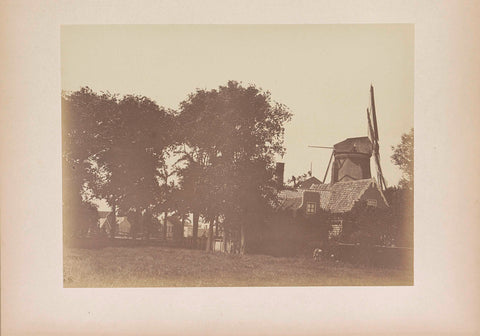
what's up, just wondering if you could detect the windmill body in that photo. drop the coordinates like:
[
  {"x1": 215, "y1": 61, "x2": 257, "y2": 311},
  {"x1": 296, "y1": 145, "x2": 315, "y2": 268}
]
[{"x1": 331, "y1": 136, "x2": 373, "y2": 183}]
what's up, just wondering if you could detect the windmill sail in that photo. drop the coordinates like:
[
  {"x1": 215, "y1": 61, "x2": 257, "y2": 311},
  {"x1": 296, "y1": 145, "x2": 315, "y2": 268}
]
[
  {"x1": 368, "y1": 85, "x2": 387, "y2": 190},
  {"x1": 367, "y1": 108, "x2": 375, "y2": 144}
]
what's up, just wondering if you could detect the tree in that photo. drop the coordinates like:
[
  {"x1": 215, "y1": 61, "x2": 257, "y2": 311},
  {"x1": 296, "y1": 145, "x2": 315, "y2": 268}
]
[
  {"x1": 342, "y1": 201, "x2": 392, "y2": 246},
  {"x1": 157, "y1": 165, "x2": 176, "y2": 241},
  {"x1": 90, "y1": 94, "x2": 174, "y2": 239},
  {"x1": 383, "y1": 186, "x2": 414, "y2": 247},
  {"x1": 62, "y1": 88, "x2": 115, "y2": 239},
  {"x1": 63, "y1": 88, "x2": 174, "y2": 240},
  {"x1": 391, "y1": 128, "x2": 414, "y2": 190},
  {"x1": 177, "y1": 81, "x2": 292, "y2": 253}
]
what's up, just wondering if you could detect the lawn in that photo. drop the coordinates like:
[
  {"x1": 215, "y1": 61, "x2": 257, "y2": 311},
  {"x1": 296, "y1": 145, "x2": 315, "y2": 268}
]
[{"x1": 63, "y1": 246, "x2": 413, "y2": 287}]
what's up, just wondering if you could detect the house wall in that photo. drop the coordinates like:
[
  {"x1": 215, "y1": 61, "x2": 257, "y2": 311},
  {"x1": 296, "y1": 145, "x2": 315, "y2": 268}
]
[
  {"x1": 301, "y1": 191, "x2": 320, "y2": 214},
  {"x1": 118, "y1": 219, "x2": 131, "y2": 235}
]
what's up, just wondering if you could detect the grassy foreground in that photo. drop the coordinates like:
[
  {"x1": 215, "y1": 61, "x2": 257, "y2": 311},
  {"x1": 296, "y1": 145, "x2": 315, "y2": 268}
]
[{"x1": 63, "y1": 246, "x2": 413, "y2": 287}]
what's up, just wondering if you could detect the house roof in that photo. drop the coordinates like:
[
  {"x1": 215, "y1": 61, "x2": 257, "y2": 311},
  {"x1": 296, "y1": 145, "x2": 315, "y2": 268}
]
[
  {"x1": 277, "y1": 190, "x2": 303, "y2": 211},
  {"x1": 310, "y1": 179, "x2": 377, "y2": 213},
  {"x1": 98, "y1": 217, "x2": 109, "y2": 228},
  {"x1": 297, "y1": 176, "x2": 322, "y2": 190},
  {"x1": 98, "y1": 211, "x2": 112, "y2": 218},
  {"x1": 278, "y1": 178, "x2": 384, "y2": 214},
  {"x1": 334, "y1": 136, "x2": 372, "y2": 155}
]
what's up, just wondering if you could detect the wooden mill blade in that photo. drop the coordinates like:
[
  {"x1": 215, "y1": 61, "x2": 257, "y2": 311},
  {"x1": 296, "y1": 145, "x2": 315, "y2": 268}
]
[{"x1": 322, "y1": 150, "x2": 334, "y2": 184}]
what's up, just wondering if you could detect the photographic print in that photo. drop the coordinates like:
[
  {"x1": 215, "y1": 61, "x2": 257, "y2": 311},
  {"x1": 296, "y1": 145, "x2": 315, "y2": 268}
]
[{"x1": 62, "y1": 24, "x2": 414, "y2": 287}]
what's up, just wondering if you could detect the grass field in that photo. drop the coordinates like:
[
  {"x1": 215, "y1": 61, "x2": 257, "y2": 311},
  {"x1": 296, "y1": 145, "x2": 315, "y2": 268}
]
[{"x1": 63, "y1": 246, "x2": 413, "y2": 287}]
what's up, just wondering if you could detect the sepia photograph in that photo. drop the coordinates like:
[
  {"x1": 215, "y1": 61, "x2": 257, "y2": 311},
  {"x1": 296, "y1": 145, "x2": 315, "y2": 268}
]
[
  {"x1": 2, "y1": 1, "x2": 480, "y2": 335},
  {"x1": 62, "y1": 25, "x2": 414, "y2": 287}
]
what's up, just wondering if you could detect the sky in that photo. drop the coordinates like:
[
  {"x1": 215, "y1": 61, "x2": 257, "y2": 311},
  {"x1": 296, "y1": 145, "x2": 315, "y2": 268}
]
[{"x1": 62, "y1": 24, "x2": 414, "y2": 203}]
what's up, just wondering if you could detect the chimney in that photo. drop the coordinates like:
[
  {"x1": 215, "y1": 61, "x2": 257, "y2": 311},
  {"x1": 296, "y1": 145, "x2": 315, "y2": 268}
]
[{"x1": 275, "y1": 162, "x2": 285, "y2": 189}]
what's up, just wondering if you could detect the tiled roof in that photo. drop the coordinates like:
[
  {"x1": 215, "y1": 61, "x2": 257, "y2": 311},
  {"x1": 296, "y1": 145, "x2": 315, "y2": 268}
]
[
  {"x1": 277, "y1": 190, "x2": 303, "y2": 211},
  {"x1": 313, "y1": 179, "x2": 375, "y2": 213},
  {"x1": 278, "y1": 178, "x2": 380, "y2": 214}
]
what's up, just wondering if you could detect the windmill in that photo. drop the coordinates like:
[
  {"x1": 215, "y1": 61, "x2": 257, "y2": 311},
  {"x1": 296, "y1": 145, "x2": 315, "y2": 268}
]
[
  {"x1": 308, "y1": 85, "x2": 387, "y2": 190},
  {"x1": 367, "y1": 85, "x2": 387, "y2": 190}
]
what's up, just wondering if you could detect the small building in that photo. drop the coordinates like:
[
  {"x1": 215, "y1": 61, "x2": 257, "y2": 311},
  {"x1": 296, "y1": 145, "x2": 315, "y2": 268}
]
[
  {"x1": 116, "y1": 217, "x2": 131, "y2": 236},
  {"x1": 98, "y1": 211, "x2": 115, "y2": 235},
  {"x1": 277, "y1": 178, "x2": 388, "y2": 238},
  {"x1": 297, "y1": 176, "x2": 322, "y2": 190},
  {"x1": 182, "y1": 219, "x2": 208, "y2": 238},
  {"x1": 98, "y1": 211, "x2": 132, "y2": 237}
]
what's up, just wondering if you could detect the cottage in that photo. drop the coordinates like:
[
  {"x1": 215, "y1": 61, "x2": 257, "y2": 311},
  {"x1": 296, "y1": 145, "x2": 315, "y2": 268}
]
[
  {"x1": 277, "y1": 178, "x2": 388, "y2": 238},
  {"x1": 275, "y1": 134, "x2": 389, "y2": 242},
  {"x1": 98, "y1": 211, "x2": 132, "y2": 237},
  {"x1": 98, "y1": 211, "x2": 115, "y2": 235},
  {"x1": 116, "y1": 217, "x2": 131, "y2": 236}
]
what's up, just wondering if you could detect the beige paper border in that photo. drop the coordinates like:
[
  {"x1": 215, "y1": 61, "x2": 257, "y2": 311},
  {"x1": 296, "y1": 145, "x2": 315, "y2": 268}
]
[{"x1": 1, "y1": 1, "x2": 480, "y2": 335}]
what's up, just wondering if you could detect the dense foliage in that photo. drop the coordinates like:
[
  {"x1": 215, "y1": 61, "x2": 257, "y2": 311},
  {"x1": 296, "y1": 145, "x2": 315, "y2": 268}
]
[
  {"x1": 62, "y1": 82, "x2": 292, "y2": 253},
  {"x1": 391, "y1": 128, "x2": 414, "y2": 190},
  {"x1": 176, "y1": 81, "x2": 292, "y2": 252},
  {"x1": 62, "y1": 88, "x2": 174, "y2": 239}
]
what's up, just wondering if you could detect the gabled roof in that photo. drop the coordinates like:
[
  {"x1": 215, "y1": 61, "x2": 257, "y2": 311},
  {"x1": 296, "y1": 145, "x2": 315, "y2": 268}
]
[
  {"x1": 334, "y1": 136, "x2": 372, "y2": 155},
  {"x1": 278, "y1": 178, "x2": 386, "y2": 214},
  {"x1": 98, "y1": 211, "x2": 112, "y2": 218},
  {"x1": 276, "y1": 190, "x2": 303, "y2": 211},
  {"x1": 98, "y1": 217, "x2": 109, "y2": 228},
  {"x1": 310, "y1": 179, "x2": 377, "y2": 213},
  {"x1": 297, "y1": 176, "x2": 322, "y2": 190}
]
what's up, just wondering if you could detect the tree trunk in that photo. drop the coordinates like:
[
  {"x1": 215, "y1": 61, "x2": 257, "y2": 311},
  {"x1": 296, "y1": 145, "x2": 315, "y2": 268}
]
[
  {"x1": 240, "y1": 224, "x2": 246, "y2": 255},
  {"x1": 223, "y1": 228, "x2": 228, "y2": 253},
  {"x1": 110, "y1": 202, "x2": 117, "y2": 240},
  {"x1": 144, "y1": 210, "x2": 151, "y2": 241},
  {"x1": 180, "y1": 216, "x2": 185, "y2": 243},
  {"x1": 192, "y1": 212, "x2": 199, "y2": 248},
  {"x1": 206, "y1": 219, "x2": 215, "y2": 252},
  {"x1": 163, "y1": 211, "x2": 168, "y2": 241}
]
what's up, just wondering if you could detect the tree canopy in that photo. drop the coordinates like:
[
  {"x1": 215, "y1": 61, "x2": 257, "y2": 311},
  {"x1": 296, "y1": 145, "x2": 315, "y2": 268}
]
[
  {"x1": 391, "y1": 128, "x2": 414, "y2": 190},
  {"x1": 176, "y1": 81, "x2": 292, "y2": 252},
  {"x1": 62, "y1": 88, "x2": 174, "y2": 239},
  {"x1": 62, "y1": 82, "x2": 292, "y2": 252}
]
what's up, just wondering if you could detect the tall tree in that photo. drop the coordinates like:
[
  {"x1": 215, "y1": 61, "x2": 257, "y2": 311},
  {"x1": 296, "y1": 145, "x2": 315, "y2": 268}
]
[
  {"x1": 391, "y1": 128, "x2": 414, "y2": 190},
  {"x1": 174, "y1": 154, "x2": 207, "y2": 247},
  {"x1": 63, "y1": 88, "x2": 174, "y2": 240},
  {"x1": 62, "y1": 88, "x2": 116, "y2": 238},
  {"x1": 177, "y1": 81, "x2": 292, "y2": 253},
  {"x1": 93, "y1": 94, "x2": 174, "y2": 238}
]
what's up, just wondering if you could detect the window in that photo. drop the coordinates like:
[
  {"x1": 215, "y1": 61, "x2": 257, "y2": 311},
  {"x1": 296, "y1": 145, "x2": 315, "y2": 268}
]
[
  {"x1": 367, "y1": 199, "x2": 377, "y2": 207},
  {"x1": 306, "y1": 202, "x2": 316, "y2": 214}
]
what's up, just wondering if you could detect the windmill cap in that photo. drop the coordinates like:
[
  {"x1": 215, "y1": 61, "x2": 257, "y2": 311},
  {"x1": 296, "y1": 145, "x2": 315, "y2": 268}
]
[{"x1": 333, "y1": 136, "x2": 372, "y2": 155}]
